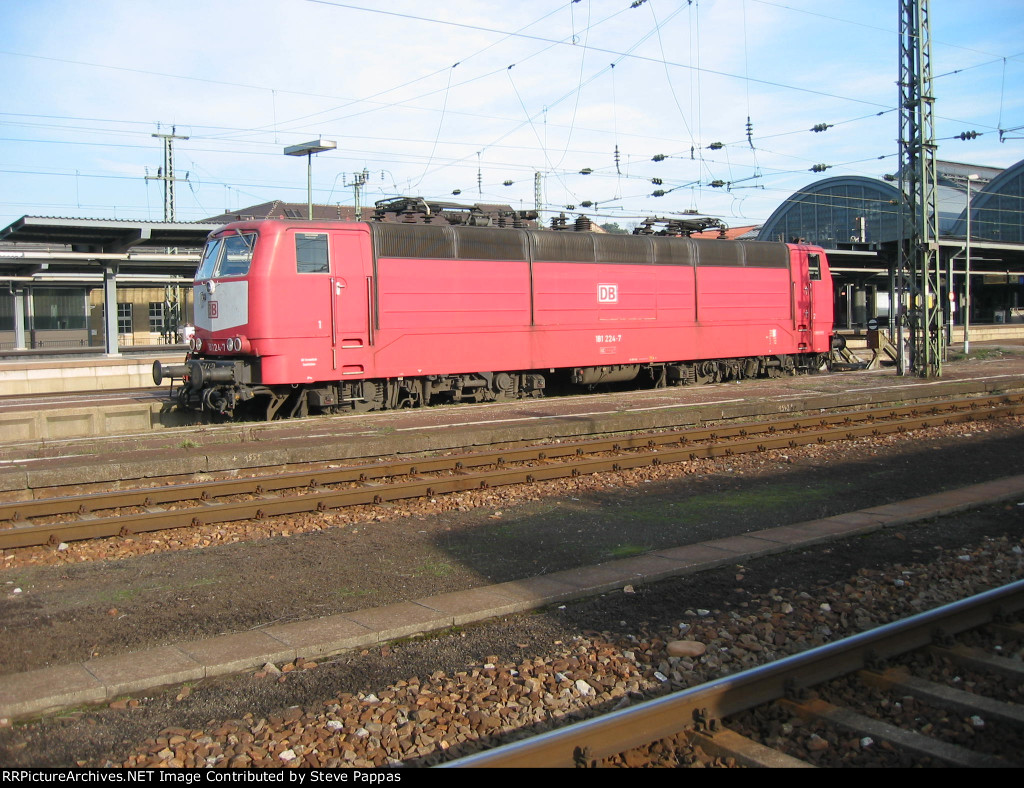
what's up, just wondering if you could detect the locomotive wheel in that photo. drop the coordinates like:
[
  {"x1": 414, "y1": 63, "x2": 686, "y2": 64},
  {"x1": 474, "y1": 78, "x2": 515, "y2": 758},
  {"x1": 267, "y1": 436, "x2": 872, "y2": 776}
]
[
  {"x1": 492, "y1": 372, "x2": 516, "y2": 400},
  {"x1": 694, "y1": 360, "x2": 718, "y2": 385},
  {"x1": 350, "y1": 380, "x2": 385, "y2": 413}
]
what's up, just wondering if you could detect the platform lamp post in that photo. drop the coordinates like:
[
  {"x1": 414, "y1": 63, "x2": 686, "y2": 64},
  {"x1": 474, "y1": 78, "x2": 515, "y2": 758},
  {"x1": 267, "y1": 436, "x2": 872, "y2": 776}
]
[
  {"x1": 284, "y1": 139, "x2": 337, "y2": 219},
  {"x1": 964, "y1": 173, "x2": 980, "y2": 355}
]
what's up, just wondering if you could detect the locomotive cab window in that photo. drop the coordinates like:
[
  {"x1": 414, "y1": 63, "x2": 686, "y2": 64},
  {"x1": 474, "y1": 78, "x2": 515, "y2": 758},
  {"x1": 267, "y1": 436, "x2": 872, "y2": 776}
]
[
  {"x1": 196, "y1": 232, "x2": 256, "y2": 279},
  {"x1": 296, "y1": 233, "x2": 329, "y2": 273},
  {"x1": 218, "y1": 233, "x2": 256, "y2": 277},
  {"x1": 808, "y1": 253, "x2": 822, "y2": 281},
  {"x1": 196, "y1": 238, "x2": 222, "y2": 280}
]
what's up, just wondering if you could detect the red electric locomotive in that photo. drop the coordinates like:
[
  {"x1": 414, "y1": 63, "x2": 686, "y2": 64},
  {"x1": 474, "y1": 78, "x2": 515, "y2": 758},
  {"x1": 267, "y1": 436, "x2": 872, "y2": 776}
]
[{"x1": 154, "y1": 219, "x2": 834, "y2": 419}]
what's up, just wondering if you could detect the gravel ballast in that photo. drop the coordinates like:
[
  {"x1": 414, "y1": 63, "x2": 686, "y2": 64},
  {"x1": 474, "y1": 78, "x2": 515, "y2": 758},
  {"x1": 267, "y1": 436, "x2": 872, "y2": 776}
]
[
  {"x1": 0, "y1": 413, "x2": 1022, "y2": 766},
  {"x1": 1, "y1": 505, "x2": 1021, "y2": 767}
]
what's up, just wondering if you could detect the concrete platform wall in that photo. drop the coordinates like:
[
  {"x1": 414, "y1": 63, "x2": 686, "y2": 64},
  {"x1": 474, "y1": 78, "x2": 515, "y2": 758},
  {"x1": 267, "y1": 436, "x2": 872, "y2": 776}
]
[
  {"x1": 0, "y1": 356, "x2": 176, "y2": 397},
  {"x1": 0, "y1": 403, "x2": 176, "y2": 443}
]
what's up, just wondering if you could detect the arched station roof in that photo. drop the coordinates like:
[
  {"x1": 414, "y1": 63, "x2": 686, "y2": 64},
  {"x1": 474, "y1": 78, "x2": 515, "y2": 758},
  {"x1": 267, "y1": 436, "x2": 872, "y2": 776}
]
[
  {"x1": 759, "y1": 160, "x2": 1024, "y2": 249},
  {"x1": 948, "y1": 158, "x2": 1024, "y2": 242},
  {"x1": 757, "y1": 176, "x2": 902, "y2": 247}
]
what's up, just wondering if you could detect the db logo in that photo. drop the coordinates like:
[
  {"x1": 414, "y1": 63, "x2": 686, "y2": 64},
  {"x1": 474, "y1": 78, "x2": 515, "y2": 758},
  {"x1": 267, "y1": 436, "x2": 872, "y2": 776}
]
[
  {"x1": 208, "y1": 301, "x2": 219, "y2": 319},
  {"x1": 597, "y1": 283, "x2": 618, "y2": 303}
]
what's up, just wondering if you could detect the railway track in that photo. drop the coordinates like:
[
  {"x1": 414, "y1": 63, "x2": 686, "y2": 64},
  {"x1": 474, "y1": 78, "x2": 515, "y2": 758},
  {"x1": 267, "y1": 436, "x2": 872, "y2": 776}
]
[
  {"x1": 2, "y1": 392, "x2": 1022, "y2": 551},
  {"x1": 443, "y1": 580, "x2": 1024, "y2": 768}
]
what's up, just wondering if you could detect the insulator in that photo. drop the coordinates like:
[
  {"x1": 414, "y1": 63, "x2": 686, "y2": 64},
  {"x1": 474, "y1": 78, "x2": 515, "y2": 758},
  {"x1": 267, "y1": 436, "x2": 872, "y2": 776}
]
[
  {"x1": 614, "y1": 144, "x2": 621, "y2": 175},
  {"x1": 958, "y1": 130, "x2": 978, "y2": 140},
  {"x1": 810, "y1": 163, "x2": 830, "y2": 173},
  {"x1": 651, "y1": 177, "x2": 663, "y2": 185},
  {"x1": 709, "y1": 180, "x2": 726, "y2": 188},
  {"x1": 652, "y1": 189, "x2": 666, "y2": 197},
  {"x1": 579, "y1": 168, "x2": 593, "y2": 175},
  {"x1": 580, "y1": 200, "x2": 593, "y2": 207},
  {"x1": 811, "y1": 123, "x2": 833, "y2": 133},
  {"x1": 652, "y1": 154, "x2": 666, "y2": 162},
  {"x1": 708, "y1": 142, "x2": 724, "y2": 150},
  {"x1": 452, "y1": 189, "x2": 461, "y2": 195},
  {"x1": 503, "y1": 180, "x2": 513, "y2": 186}
]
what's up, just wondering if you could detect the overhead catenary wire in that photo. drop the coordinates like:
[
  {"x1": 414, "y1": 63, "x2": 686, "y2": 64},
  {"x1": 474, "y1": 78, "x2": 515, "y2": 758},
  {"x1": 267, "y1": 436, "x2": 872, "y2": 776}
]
[
  {"x1": 2, "y1": 3, "x2": 1021, "y2": 225},
  {"x1": 410, "y1": 63, "x2": 458, "y2": 191}
]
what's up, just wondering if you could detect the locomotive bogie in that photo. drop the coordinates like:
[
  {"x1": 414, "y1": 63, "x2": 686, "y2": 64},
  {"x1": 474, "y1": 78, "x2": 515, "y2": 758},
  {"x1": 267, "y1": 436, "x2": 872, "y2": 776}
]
[{"x1": 182, "y1": 369, "x2": 550, "y2": 420}]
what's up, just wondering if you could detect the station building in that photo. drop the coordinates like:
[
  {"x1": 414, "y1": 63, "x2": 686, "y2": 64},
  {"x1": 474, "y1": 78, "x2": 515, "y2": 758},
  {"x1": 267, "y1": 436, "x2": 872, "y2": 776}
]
[
  {"x1": 0, "y1": 218, "x2": 216, "y2": 353},
  {"x1": 757, "y1": 160, "x2": 1024, "y2": 332},
  {"x1": 2, "y1": 163, "x2": 1024, "y2": 354}
]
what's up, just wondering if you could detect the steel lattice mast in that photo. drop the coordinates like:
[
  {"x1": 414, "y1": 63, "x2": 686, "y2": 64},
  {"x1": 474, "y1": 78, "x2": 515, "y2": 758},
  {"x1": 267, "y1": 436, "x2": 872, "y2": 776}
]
[
  {"x1": 146, "y1": 127, "x2": 190, "y2": 223},
  {"x1": 896, "y1": 0, "x2": 943, "y2": 376}
]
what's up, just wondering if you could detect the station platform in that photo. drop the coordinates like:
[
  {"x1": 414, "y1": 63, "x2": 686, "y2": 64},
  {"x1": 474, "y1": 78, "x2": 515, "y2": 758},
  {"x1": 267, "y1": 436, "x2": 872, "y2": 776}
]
[
  {"x1": 0, "y1": 352, "x2": 180, "y2": 397},
  {"x1": 838, "y1": 323, "x2": 1024, "y2": 348},
  {"x1": 1, "y1": 326, "x2": 1023, "y2": 444},
  {"x1": 2, "y1": 326, "x2": 1023, "y2": 401}
]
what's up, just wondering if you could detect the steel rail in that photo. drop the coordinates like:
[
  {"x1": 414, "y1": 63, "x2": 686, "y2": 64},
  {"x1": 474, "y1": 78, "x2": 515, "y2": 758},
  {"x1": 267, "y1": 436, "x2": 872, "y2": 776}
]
[
  {"x1": 1, "y1": 395, "x2": 1021, "y2": 550},
  {"x1": 4, "y1": 392, "x2": 1019, "y2": 520},
  {"x1": 440, "y1": 580, "x2": 1024, "y2": 768}
]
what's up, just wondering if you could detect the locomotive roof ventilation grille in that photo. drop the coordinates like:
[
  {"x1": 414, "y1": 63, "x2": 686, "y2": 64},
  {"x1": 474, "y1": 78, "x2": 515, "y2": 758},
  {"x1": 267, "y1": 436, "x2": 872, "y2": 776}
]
[
  {"x1": 372, "y1": 223, "x2": 455, "y2": 259},
  {"x1": 740, "y1": 241, "x2": 791, "y2": 269},
  {"x1": 371, "y1": 223, "x2": 528, "y2": 261},
  {"x1": 595, "y1": 233, "x2": 654, "y2": 265},
  {"x1": 692, "y1": 239, "x2": 789, "y2": 268},
  {"x1": 693, "y1": 239, "x2": 744, "y2": 268},
  {"x1": 453, "y1": 225, "x2": 528, "y2": 261},
  {"x1": 649, "y1": 236, "x2": 695, "y2": 266},
  {"x1": 530, "y1": 230, "x2": 596, "y2": 263},
  {"x1": 369, "y1": 222, "x2": 789, "y2": 268}
]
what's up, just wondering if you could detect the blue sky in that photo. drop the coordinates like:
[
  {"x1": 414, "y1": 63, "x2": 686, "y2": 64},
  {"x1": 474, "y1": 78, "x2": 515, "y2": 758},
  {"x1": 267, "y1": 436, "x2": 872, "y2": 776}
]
[{"x1": 2, "y1": 0, "x2": 1023, "y2": 231}]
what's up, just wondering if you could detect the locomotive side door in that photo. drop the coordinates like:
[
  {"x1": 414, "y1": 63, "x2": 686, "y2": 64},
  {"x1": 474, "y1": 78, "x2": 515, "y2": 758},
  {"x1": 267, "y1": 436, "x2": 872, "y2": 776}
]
[
  {"x1": 807, "y1": 250, "x2": 833, "y2": 351},
  {"x1": 793, "y1": 248, "x2": 815, "y2": 352},
  {"x1": 330, "y1": 228, "x2": 372, "y2": 374}
]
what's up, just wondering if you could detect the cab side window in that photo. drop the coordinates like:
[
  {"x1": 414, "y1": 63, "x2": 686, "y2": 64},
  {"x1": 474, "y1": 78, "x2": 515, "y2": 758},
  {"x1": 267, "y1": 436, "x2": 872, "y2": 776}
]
[
  {"x1": 296, "y1": 233, "x2": 329, "y2": 273},
  {"x1": 807, "y1": 253, "x2": 821, "y2": 281}
]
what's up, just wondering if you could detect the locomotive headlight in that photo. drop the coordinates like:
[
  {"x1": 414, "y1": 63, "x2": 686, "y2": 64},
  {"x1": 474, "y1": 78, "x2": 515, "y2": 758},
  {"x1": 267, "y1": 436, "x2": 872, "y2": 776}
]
[{"x1": 192, "y1": 337, "x2": 203, "y2": 352}]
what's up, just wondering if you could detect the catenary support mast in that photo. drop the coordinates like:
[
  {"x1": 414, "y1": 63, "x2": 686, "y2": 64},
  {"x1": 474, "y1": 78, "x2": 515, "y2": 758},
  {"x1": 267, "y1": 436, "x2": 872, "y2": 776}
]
[
  {"x1": 896, "y1": 0, "x2": 943, "y2": 376},
  {"x1": 146, "y1": 127, "x2": 190, "y2": 223}
]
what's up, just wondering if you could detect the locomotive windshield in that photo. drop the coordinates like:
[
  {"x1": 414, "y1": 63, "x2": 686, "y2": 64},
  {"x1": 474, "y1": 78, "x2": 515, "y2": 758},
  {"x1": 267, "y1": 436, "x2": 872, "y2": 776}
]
[{"x1": 196, "y1": 232, "x2": 256, "y2": 280}]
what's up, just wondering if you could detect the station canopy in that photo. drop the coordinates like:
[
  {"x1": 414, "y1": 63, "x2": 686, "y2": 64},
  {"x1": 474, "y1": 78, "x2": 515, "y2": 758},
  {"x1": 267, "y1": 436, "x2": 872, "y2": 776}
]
[{"x1": 0, "y1": 217, "x2": 220, "y2": 280}]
